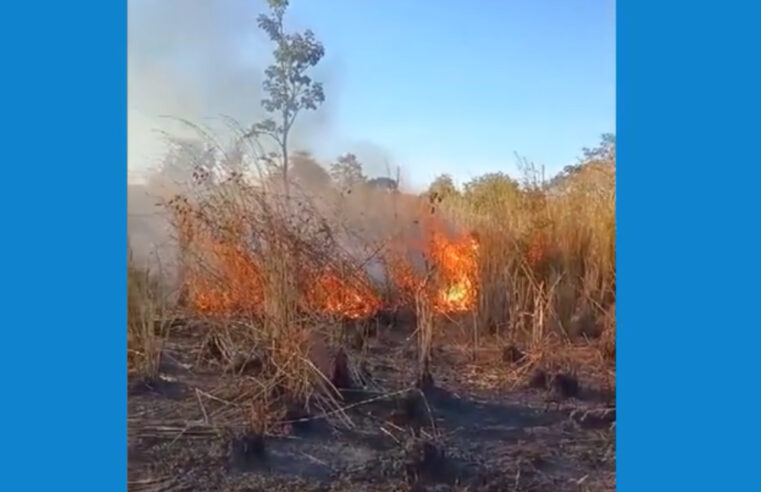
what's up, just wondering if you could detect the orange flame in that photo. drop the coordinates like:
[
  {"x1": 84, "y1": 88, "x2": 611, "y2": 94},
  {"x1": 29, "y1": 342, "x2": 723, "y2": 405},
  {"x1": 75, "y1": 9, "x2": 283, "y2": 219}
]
[
  {"x1": 187, "y1": 241, "x2": 264, "y2": 315},
  {"x1": 170, "y1": 202, "x2": 265, "y2": 317},
  {"x1": 429, "y1": 231, "x2": 479, "y2": 313},
  {"x1": 172, "y1": 195, "x2": 478, "y2": 320},
  {"x1": 304, "y1": 268, "x2": 382, "y2": 319},
  {"x1": 385, "y1": 229, "x2": 480, "y2": 314}
]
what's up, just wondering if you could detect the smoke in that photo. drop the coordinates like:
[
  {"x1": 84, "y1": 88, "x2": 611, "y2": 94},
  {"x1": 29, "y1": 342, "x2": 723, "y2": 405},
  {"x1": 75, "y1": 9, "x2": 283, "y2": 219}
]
[
  {"x1": 130, "y1": 0, "x2": 253, "y2": 173},
  {"x1": 127, "y1": 0, "x2": 335, "y2": 275},
  {"x1": 127, "y1": 0, "x2": 448, "y2": 290},
  {"x1": 128, "y1": 0, "x2": 341, "y2": 175}
]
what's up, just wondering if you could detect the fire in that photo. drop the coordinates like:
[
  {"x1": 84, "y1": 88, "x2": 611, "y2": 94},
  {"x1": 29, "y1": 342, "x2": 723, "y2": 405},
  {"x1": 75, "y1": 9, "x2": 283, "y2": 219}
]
[
  {"x1": 429, "y1": 231, "x2": 479, "y2": 313},
  {"x1": 185, "y1": 242, "x2": 381, "y2": 319},
  {"x1": 171, "y1": 194, "x2": 478, "y2": 320},
  {"x1": 304, "y1": 269, "x2": 381, "y2": 319},
  {"x1": 184, "y1": 234, "x2": 265, "y2": 316},
  {"x1": 170, "y1": 200, "x2": 265, "y2": 317},
  {"x1": 385, "y1": 229, "x2": 480, "y2": 314}
]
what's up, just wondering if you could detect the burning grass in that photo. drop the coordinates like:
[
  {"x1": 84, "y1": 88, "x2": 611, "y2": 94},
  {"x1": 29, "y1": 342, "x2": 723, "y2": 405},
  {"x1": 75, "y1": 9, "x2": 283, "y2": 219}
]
[
  {"x1": 449, "y1": 161, "x2": 616, "y2": 355},
  {"x1": 128, "y1": 133, "x2": 615, "y2": 481},
  {"x1": 127, "y1": 171, "x2": 615, "y2": 492}
]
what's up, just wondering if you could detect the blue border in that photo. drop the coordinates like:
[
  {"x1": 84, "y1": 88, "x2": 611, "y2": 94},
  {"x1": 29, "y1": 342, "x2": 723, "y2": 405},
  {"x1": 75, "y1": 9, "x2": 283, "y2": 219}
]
[
  {"x1": 2, "y1": 0, "x2": 760, "y2": 489},
  {"x1": 619, "y1": 0, "x2": 761, "y2": 490},
  {"x1": 1, "y1": 2, "x2": 126, "y2": 490}
]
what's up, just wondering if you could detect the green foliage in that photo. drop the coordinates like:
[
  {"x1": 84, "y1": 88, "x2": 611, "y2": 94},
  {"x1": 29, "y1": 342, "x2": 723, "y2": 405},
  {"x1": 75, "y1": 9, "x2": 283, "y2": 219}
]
[
  {"x1": 462, "y1": 172, "x2": 520, "y2": 212},
  {"x1": 581, "y1": 133, "x2": 615, "y2": 164},
  {"x1": 330, "y1": 153, "x2": 366, "y2": 190},
  {"x1": 427, "y1": 174, "x2": 459, "y2": 201},
  {"x1": 249, "y1": 0, "x2": 326, "y2": 192},
  {"x1": 550, "y1": 134, "x2": 616, "y2": 189},
  {"x1": 257, "y1": 0, "x2": 325, "y2": 124}
]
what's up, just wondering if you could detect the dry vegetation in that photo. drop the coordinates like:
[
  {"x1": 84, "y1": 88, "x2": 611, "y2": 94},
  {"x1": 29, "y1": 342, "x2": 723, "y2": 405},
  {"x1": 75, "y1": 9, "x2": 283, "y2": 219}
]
[
  {"x1": 127, "y1": 250, "x2": 173, "y2": 380},
  {"x1": 450, "y1": 156, "x2": 616, "y2": 378},
  {"x1": 127, "y1": 3, "x2": 614, "y2": 489},
  {"x1": 127, "y1": 132, "x2": 615, "y2": 491}
]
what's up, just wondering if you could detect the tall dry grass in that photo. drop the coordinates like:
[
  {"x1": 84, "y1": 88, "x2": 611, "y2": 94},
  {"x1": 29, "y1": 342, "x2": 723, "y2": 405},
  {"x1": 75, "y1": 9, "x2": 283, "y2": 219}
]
[
  {"x1": 131, "y1": 123, "x2": 616, "y2": 430},
  {"x1": 127, "y1": 248, "x2": 173, "y2": 378},
  {"x1": 163, "y1": 145, "x2": 383, "y2": 431},
  {"x1": 439, "y1": 157, "x2": 615, "y2": 364}
]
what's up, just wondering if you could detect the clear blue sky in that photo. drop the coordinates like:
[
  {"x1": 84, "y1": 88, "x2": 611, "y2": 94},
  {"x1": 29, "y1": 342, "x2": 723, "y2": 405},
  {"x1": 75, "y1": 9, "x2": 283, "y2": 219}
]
[
  {"x1": 290, "y1": 0, "x2": 615, "y2": 189},
  {"x1": 129, "y1": 0, "x2": 615, "y2": 191}
]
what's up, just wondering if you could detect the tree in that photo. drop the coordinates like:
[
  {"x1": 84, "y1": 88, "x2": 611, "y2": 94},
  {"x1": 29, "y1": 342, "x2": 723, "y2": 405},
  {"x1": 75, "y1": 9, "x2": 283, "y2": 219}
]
[
  {"x1": 463, "y1": 172, "x2": 520, "y2": 211},
  {"x1": 291, "y1": 150, "x2": 332, "y2": 188},
  {"x1": 366, "y1": 177, "x2": 398, "y2": 192},
  {"x1": 263, "y1": 150, "x2": 331, "y2": 194},
  {"x1": 427, "y1": 174, "x2": 459, "y2": 201},
  {"x1": 248, "y1": 0, "x2": 325, "y2": 198},
  {"x1": 330, "y1": 153, "x2": 366, "y2": 190},
  {"x1": 548, "y1": 133, "x2": 616, "y2": 191},
  {"x1": 581, "y1": 133, "x2": 615, "y2": 164}
]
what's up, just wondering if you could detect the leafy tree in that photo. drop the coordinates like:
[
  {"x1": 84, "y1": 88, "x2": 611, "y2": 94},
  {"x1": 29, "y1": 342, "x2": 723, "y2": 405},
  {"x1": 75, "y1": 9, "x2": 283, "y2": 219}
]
[
  {"x1": 549, "y1": 133, "x2": 616, "y2": 190},
  {"x1": 263, "y1": 150, "x2": 331, "y2": 193},
  {"x1": 427, "y1": 174, "x2": 459, "y2": 201},
  {"x1": 463, "y1": 172, "x2": 520, "y2": 211},
  {"x1": 291, "y1": 150, "x2": 331, "y2": 187},
  {"x1": 330, "y1": 153, "x2": 366, "y2": 190},
  {"x1": 366, "y1": 177, "x2": 398, "y2": 192},
  {"x1": 248, "y1": 0, "x2": 325, "y2": 197},
  {"x1": 581, "y1": 133, "x2": 615, "y2": 164}
]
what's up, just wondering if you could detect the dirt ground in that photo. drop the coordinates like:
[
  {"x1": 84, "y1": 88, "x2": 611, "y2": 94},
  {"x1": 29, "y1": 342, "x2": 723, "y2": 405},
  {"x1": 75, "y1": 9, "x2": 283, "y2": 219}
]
[{"x1": 128, "y1": 321, "x2": 615, "y2": 491}]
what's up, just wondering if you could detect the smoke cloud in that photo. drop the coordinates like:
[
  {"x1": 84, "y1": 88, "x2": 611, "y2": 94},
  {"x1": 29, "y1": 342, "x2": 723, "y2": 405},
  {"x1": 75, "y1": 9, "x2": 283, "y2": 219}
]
[
  {"x1": 127, "y1": 0, "x2": 436, "y2": 288},
  {"x1": 128, "y1": 0, "x2": 340, "y2": 177}
]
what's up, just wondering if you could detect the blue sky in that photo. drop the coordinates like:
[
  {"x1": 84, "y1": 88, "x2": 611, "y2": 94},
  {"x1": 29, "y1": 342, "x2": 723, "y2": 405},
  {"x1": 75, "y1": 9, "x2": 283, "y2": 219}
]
[{"x1": 128, "y1": 0, "x2": 615, "y2": 191}]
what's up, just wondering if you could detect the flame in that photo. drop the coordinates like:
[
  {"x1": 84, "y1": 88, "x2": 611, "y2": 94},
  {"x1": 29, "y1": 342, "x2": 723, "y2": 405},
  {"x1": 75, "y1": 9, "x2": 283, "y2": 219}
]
[
  {"x1": 172, "y1": 195, "x2": 478, "y2": 320},
  {"x1": 173, "y1": 201, "x2": 380, "y2": 319},
  {"x1": 183, "y1": 232, "x2": 265, "y2": 316},
  {"x1": 385, "y1": 229, "x2": 480, "y2": 315},
  {"x1": 429, "y1": 231, "x2": 479, "y2": 313},
  {"x1": 304, "y1": 268, "x2": 381, "y2": 319},
  {"x1": 191, "y1": 244, "x2": 264, "y2": 315}
]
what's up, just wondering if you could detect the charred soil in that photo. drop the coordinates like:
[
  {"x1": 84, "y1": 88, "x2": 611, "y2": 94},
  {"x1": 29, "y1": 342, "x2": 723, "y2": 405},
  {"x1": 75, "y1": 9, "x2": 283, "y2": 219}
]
[{"x1": 128, "y1": 323, "x2": 615, "y2": 491}]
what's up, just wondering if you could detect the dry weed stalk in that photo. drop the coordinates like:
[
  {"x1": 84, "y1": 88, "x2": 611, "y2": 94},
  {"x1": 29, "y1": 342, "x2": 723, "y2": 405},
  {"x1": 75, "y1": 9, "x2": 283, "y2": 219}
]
[
  {"x1": 127, "y1": 248, "x2": 173, "y2": 379},
  {"x1": 162, "y1": 137, "x2": 386, "y2": 427},
  {"x1": 140, "y1": 124, "x2": 615, "y2": 432},
  {"x1": 432, "y1": 156, "x2": 615, "y2": 365},
  {"x1": 415, "y1": 280, "x2": 434, "y2": 389}
]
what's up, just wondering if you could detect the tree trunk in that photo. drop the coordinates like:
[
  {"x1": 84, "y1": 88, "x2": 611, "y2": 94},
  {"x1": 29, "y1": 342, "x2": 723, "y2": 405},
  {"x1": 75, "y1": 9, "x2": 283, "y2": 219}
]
[{"x1": 282, "y1": 132, "x2": 290, "y2": 202}]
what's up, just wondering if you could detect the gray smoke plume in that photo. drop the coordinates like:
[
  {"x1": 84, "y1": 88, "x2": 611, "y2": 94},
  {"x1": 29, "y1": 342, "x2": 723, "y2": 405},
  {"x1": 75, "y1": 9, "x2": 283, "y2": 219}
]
[{"x1": 127, "y1": 0, "x2": 449, "y2": 293}]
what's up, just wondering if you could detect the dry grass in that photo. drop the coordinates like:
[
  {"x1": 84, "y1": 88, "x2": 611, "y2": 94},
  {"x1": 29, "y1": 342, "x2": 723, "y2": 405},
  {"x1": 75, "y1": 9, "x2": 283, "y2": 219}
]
[
  {"x1": 127, "y1": 250, "x2": 172, "y2": 378},
  {"x1": 162, "y1": 145, "x2": 380, "y2": 431},
  {"x1": 439, "y1": 158, "x2": 615, "y2": 365},
  {"x1": 415, "y1": 281, "x2": 435, "y2": 388},
  {"x1": 129, "y1": 127, "x2": 616, "y2": 436}
]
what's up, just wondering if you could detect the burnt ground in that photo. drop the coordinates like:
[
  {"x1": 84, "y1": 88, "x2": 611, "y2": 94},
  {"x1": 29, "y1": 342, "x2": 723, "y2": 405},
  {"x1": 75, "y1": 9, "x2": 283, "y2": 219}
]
[{"x1": 128, "y1": 323, "x2": 615, "y2": 491}]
